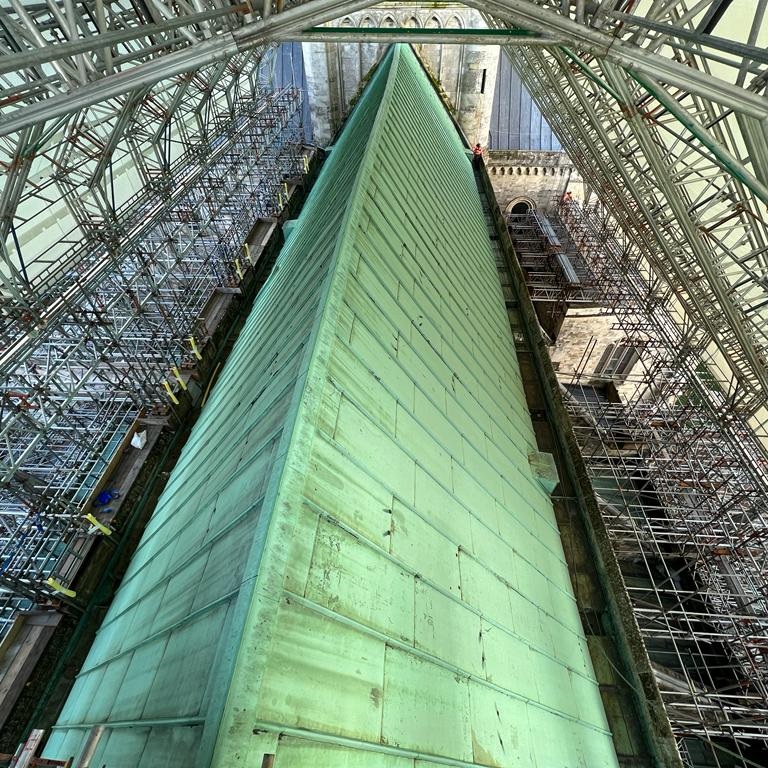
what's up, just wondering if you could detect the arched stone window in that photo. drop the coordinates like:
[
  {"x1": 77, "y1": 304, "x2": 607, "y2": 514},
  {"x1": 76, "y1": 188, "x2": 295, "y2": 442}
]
[
  {"x1": 360, "y1": 15, "x2": 375, "y2": 27},
  {"x1": 382, "y1": 15, "x2": 396, "y2": 28},
  {"x1": 340, "y1": 16, "x2": 354, "y2": 27},
  {"x1": 405, "y1": 16, "x2": 420, "y2": 28},
  {"x1": 447, "y1": 15, "x2": 462, "y2": 29},
  {"x1": 426, "y1": 15, "x2": 440, "y2": 29},
  {"x1": 506, "y1": 197, "x2": 536, "y2": 215}
]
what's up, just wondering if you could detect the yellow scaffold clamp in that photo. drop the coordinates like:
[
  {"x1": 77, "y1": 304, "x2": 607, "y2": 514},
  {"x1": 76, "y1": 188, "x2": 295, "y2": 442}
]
[
  {"x1": 83, "y1": 513, "x2": 113, "y2": 536},
  {"x1": 172, "y1": 366, "x2": 188, "y2": 391},
  {"x1": 235, "y1": 258, "x2": 244, "y2": 281},
  {"x1": 243, "y1": 242, "x2": 252, "y2": 265},
  {"x1": 188, "y1": 336, "x2": 202, "y2": 361},
  {"x1": 302, "y1": 155, "x2": 309, "y2": 173},
  {"x1": 277, "y1": 191, "x2": 284, "y2": 211},
  {"x1": 163, "y1": 379, "x2": 179, "y2": 405},
  {"x1": 46, "y1": 577, "x2": 76, "y2": 598}
]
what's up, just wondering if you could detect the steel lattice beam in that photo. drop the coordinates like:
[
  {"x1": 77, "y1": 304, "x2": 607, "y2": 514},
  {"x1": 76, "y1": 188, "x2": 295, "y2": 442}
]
[{"x1": 475, "y1": 2, "x2": 768, "y2": 417}]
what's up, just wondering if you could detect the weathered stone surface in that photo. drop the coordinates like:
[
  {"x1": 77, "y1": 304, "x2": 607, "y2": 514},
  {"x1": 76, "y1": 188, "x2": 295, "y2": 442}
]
[
  {"x1": 487, "y1": 149, "x2": 584, "y2": 211},
  {"x1": 302, "y1": 6, "x2": 499, "y2": 149}
]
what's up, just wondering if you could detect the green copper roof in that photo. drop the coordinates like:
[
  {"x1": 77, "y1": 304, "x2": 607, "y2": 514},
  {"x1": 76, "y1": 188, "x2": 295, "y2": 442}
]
[{"x1": 46, "y1": 45, "x2": 618, "y2": 768}]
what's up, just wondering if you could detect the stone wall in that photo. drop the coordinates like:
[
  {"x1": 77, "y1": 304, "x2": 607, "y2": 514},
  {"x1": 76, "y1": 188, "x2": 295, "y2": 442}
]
[
  {"x1": 487, "y1": 149, "x2": 584, "y2": 212},
  {"x1": 302, "y1": 5, "x2": 498, "y2": 146},
  {"x1": 550, "y1": 308, "x2": 640, "y2": 401}
]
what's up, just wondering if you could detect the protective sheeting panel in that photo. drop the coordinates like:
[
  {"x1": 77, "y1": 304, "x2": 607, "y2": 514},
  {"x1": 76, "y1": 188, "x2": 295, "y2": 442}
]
[
  {"x1": 272, "y1": 42, "x2": 314, "y2": 142},
  {"x1": 489, "y1": 51, "x2": 561, "y2": 151},
  {"x1": 214, "y1": 46, "x2": 618, "y2": 767}
]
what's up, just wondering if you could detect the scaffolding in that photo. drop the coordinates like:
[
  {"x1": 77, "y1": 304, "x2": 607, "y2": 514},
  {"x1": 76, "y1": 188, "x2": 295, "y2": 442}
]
[
  {"x1": 505, "y1": 207, "x2": 607, "y2": 336},
  {"x1": 0, "y1": 80, "x2": 304, "y2": 638},
  {"x1": 484, "y1": 4, "x2": 768, "y2": 424},
  {"x1": 550, "y1": 199, "x2": 768, "y2": 766},
  {"x1": 475, "y1": 6, "x2": 768, "y2": 759}
]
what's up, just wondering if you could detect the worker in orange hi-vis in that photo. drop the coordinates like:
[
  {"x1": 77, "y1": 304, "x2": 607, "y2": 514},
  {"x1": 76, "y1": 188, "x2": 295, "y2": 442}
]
[{"x1": 472, "y1": 142, "x2": 483, "y2": 169}]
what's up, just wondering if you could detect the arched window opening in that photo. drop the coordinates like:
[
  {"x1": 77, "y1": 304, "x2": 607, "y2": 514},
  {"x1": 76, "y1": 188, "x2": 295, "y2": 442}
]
[{"x1": 506, "y1": 197, "x2": 535, "y2": 215}]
